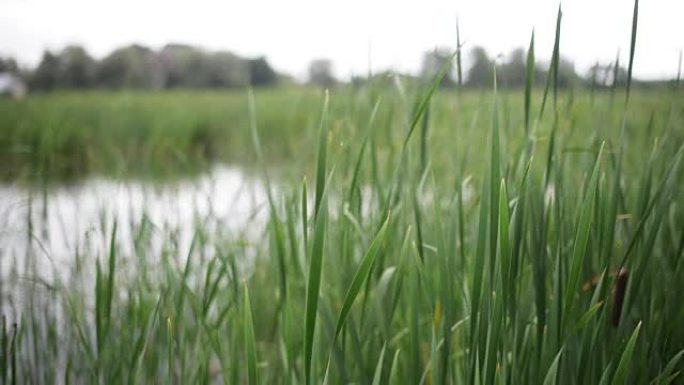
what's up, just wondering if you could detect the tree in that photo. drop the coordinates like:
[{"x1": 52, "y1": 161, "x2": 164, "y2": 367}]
[
  {"x1": 499, "y1": 47, "x2": 526, "y2": 87},
  {"x1": 466, "y1": 46, "x2": 494, "y2": 88},
  {"x1": 24, "y1": 44, "x2": 285, "y2": 91},
  {"x1": 555, "y1": 57, "x2": 579, "y2": 88},
  {"x1": 158, "y1": 44, "x2": 207, "y2": 88},
  {"x1": 247, "y1": 57, "x2": 277, "y2": 87},
  {"x1": 308, "y1": 59, "x2": 336, "y2": 88},
  {"x1": 204, "y1": 52, "x2": 249, "y2": 88},
  {"x1": 421, "y1": 48, "x2": 455, "y2": 87},
  {"x1": 32, "y1": 43, "x2": 255, "y2": 90},
  {"x1": 0, "y1": 57, "x2": 19, "y2": 74},
  {"x1": 155, "y1": 44, "x2": 250, "y2": 89},
  {"x1": 29, "y1": 51, "x2": 60, "y2": 91},
  {"x1": 55, "y1": 46, "x2": 96, "y2": 88},
  {"x1": 97, "y1": 45, "x2": 162, "y2": 89},
  {"x1": 27, "y1": 46, "x2": 96, "y2": 90},
  {"x1": 587, "y1": 62, "x2": 627, "y2": 88}
]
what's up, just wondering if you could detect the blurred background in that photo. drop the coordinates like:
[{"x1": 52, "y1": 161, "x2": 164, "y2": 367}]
[
  {"x1": 2, "y1": 0, "x2": 683, "y2": 93},
  {"x1": 1, "y1": 0, "x2": 682, "y2": 182}
]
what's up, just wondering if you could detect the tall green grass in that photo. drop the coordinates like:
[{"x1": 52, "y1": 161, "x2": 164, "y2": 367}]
[{"x1": 2, "y1": 1, "x2": 684, "y2": 383}]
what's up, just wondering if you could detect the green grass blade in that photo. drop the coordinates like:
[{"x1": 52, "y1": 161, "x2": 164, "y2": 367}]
[
  {"x1": 388, "y1": 348, "x2": 401, "y2": 385},
  {"x1": 655, "y1": 349, "x2": 684, "y2": 385},
  {"x1": 372, "y1": 344, "x2": 387, "y2": 385},
  {"x1": 539, "y1": 6, "x2": 562, "y2": 120},
  {"x1": 347, "y1": 99, "x2": 381, "y2": 204},
  {"x1": 243, "y1": 284, "x2": 258, "y2": 384},
  {"x1": 498, "y1": 179, "x2": 511, "y2": 313},
  {"x1": 304, "y1": 176, "x2": 330, "y2": 385},
  {"x1": 314, "y1": 91, "x2": 330, "y2": 219},
  {"x1": 456, "y1": 18, "x2": 463, "y2": 87},
  {"x1": 562, "y1": 143, "x2": 604, "y2": 331},
  {"x1": 402, "y1": 50, "x2": 456, "y2": 149},
  {"x1": 542, "y1": 349, "x2": 563, "y2": 385},
  {"x1": 611, "y1": 322, "x2": 642, "y2": 385},
  {"x1": 248, "y1": 89, "x2": 288, "y2": 300},
  {"x1": 333, "y1": 213, "x2": 390, "y2": 340},
  {"x1": 524, "y1": 30, "x2": 535, "y2": 135},
  {"x1": 625, "y1": 0, "x2": 639, "y2": 103},
  {"x1": 302, "y1": 176, "x2": 309, "y2": 259},
  {"x1": 419, "y1": 102, "x2": 430, "y2": 172}
]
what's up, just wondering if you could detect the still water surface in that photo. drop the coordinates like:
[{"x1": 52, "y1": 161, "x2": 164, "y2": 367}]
[{"x1": 0, "y1": 166, "x2": 269, "y2": 280}]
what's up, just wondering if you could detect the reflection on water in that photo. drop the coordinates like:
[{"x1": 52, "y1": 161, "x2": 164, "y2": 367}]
[{"x1": 0, "y1": 166, "x2": 270, "y2": 281}]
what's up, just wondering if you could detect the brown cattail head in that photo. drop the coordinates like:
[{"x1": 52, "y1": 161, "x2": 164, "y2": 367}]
[
  {"x1": 611, "y1": 268, "x2": 629, "y2": 327},
  {"x1": 581, "y1": 268, "x2": 629, "y2": 327}
]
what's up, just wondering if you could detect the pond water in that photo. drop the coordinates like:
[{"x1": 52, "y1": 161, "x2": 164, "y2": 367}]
[{"x1": 0, "y1": 166, "x2": 270, "y2": 281}]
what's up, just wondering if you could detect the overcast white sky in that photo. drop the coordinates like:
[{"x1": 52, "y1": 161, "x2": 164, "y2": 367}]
[{"x1": 1, "y1": 0, "x2": 682, "y2": 80}]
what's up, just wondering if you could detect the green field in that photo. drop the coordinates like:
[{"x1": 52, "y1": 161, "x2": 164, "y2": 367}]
[
  {"x1": 1, "y1": 81, "x2": 683, "y2": 384},
  {"x1": 2, "y1": 15, "x2": 684, "y2": 382},
  {"x1": 0, "y1": 88, "x2": 322, "y2": 181},
  {"x1": 0, "y1": 87, "x2": 677, "y2": 182}
]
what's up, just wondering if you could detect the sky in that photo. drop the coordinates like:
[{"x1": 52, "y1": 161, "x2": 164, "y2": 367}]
[{"x1": 1, "y1": 0, "x2": 682, "y2": 81}]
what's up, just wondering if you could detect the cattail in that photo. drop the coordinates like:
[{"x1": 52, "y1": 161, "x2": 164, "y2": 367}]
[
  {"x1": 581, "y1": 268, "x2": 629, "y2": 327},
  {"x1": 612, "y1": 268, "x2": 629, "y2": 327}
]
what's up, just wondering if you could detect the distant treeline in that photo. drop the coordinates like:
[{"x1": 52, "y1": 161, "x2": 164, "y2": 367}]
[
  {"x1": 390, "y1": 47, "x2": 674, "y2": 90},
  {"x1": 0, "y1": 44, "x2": 676, "y2": 91},
  {"x1": 2, "y1": 44, "x2": 281, "y2": 91}
]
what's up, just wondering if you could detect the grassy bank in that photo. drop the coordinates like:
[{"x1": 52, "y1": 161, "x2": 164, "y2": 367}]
[
  {"x1": 1, "y1": 81, "x2": 683, "y2": 384},
  {"x1": 0, "y1": 88, "x2": 322, "y2": 181},
  {"x1": 0, "y1": 86, "x2": 678, "y2": 183},
  {"x1": 2, "y1": 5, "x2": 684, "y2": 383}
]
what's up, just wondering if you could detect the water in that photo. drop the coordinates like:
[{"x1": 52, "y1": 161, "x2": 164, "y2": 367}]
[{"x1": 0, "y1": 166, "x2": 270, "y2": 282}]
